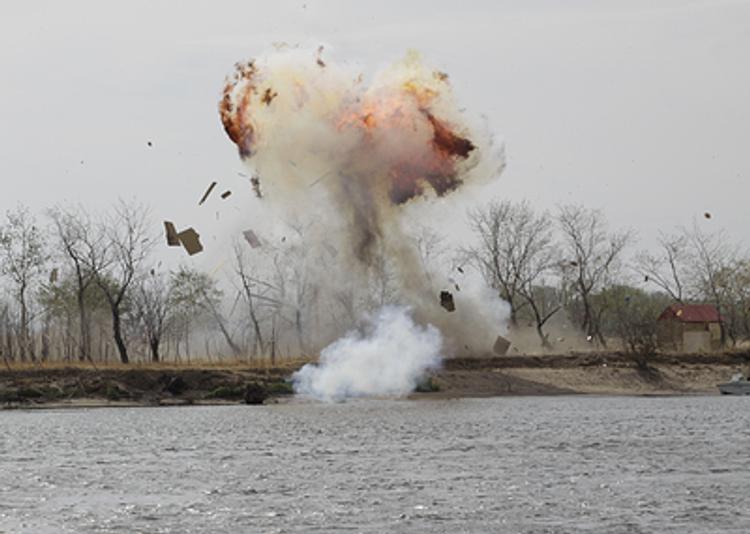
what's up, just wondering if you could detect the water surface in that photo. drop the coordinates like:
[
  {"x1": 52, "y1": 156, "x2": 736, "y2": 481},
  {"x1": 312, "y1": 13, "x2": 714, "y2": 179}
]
[{"x1": 1, "y1": 396, "x2": 749, "y2": 533}]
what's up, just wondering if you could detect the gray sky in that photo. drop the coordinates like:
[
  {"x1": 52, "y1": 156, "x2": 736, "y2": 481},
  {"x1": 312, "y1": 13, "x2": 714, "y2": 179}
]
[{"x1": 1, "y1": 0, "x2": 748, "y2": 258}]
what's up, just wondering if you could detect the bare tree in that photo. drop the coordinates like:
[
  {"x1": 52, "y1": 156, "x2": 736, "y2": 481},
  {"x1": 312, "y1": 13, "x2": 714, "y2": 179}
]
[
  {"x1": 686, "y1": 222, "x2": 738, "y2": 345},
  {"x1": 635, "y1": 232, "x2": 689, "y2": 303},
  {"x1": 519, "y1": 283, "x2": 562, "y2": 349},
  {"x1": 170, "y1": 266, "x2": 241, "y2": 358},
  {"x1": 0, "y1": 206, "x2": 47, "y2": 361},
  {"x1": 84, "y1": 200, "x2": 154, "y2": 364},
  {"x1": 411, "y1": 224, "x2": 445, "y2": 286},
  {"x1": 557, "y1": 204, "x2": 632, "y2": 345},
  {"x1": 724, "y1": 259, "x2": 750, "y2": 343},
  {"x1": 466, "y1": 200, "x2": 554, "y2": 326},
  {"x1": 232, "y1": 242, "x2": 271, "y2": 358},
  {"x1": 48, "y1": 205, "x2": 97, "y2": 362},
  {"x1": 134, "y1": 270, "x2": 173, "y2": 362}
]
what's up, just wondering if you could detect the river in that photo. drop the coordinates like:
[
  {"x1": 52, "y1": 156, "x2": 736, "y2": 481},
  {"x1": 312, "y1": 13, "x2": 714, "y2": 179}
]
[{"x1": 1, "y1": 396, "x2": 749, "y2": 533}]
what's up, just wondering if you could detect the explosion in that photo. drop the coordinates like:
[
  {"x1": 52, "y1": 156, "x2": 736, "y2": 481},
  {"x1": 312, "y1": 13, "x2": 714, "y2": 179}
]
[
  {"x1": 219, "y1": 47, "x2": 506, "y2": 399},
  {"x1": 220, "y1": 49, "x2": 477, "y2": 207}
]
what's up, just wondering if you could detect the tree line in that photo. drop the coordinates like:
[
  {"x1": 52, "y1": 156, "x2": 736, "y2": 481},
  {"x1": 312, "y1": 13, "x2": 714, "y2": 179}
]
[
  {"x1": 0, "y1": 199, "x2": 747, "y2": 366},
  {"x1": 464, "y1": 201, "x2": 750, "y2": 352}
]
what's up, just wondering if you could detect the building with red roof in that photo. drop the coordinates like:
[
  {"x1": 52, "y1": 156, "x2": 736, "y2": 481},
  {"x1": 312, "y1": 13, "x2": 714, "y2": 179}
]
[{"x1": 657, "y1": 304, "x2": 722, "y2": 352}]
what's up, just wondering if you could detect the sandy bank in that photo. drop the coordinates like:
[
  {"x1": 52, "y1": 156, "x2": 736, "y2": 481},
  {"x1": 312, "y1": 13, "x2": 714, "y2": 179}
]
[{"x1": 420, "y1": 351, "x2": 750, "y2": 398}]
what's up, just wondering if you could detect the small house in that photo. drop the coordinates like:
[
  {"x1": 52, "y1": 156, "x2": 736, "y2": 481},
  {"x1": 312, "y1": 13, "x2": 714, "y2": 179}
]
[{"x1": 657, "y1": 304, "x2": 722, "y2": 352}]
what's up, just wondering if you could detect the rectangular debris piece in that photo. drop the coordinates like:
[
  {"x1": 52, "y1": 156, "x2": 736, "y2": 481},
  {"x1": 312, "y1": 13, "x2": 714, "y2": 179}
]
[
  {"x1": 251, "y1": 175, "x2": 262, "y2": 198},
  {"x1": 198, "y1": 181, "x2": 217, "y2": 205},
  {"x1": 177, "y1": 228, "x2": 203, "y2": 256},
  {"x1": 439, "y1": 291, "x2": 455, "y2": 312},
  {"x1": 323, "y1": 242, "x2": 338, "y2": 258},
  {"x1": 243, "y1": 229, "x2": 261, "y2": 248},
  {"x1": 49, "y1": 268, "x2": 58, "y2": 284},
  {"x1": 493, "y1": 335, "x2": 511, "y2": 356},
  {"x1": 221, "y1": 190, "x2": 232, "y2": 199},
  {"x1": 164, "y1": 221, "x2": 180, "y2": 246}
]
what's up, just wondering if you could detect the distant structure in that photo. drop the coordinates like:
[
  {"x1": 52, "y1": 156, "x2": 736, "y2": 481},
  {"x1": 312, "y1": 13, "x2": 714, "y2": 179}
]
[{"x1": 657, "y1": 304, "x2": 722, "y2": 352}]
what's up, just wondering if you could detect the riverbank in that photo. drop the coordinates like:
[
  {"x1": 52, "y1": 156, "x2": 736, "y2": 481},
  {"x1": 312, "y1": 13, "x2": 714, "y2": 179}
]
[
  {"x1": 1, "y1": 351, "x2": 748, "y2": 408},
  {"x1": 423, "y1": 351, "x2": 750, "y2": 398},
  {"x1": 0, "y1": 365, "x2": 296, "y2": 409}
]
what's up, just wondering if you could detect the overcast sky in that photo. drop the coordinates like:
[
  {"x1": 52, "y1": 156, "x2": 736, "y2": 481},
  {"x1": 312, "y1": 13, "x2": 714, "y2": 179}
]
[{"x1": 1, "y1": 0, "x2": 748, "y2": 262}]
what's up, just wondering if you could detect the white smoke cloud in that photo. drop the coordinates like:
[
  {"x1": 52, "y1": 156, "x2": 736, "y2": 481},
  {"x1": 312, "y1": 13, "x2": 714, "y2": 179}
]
[{"x1": 292, "y1": 305, "x2": 442, "y2": 401}]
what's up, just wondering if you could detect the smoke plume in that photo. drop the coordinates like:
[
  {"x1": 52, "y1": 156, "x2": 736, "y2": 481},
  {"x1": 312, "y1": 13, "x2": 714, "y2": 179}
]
[
  {"x1": 220, "y1": 46, "x2": 507, "y2": 397},
  {"x1": 292, "y1": 305, "x2": 442, "y2": 401}
]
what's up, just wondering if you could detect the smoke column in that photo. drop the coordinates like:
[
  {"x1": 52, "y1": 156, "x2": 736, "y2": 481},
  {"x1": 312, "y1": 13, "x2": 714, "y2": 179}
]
[
  {"x1": 292, "y1": 305, "x2": 442, "y2": 401},
  {"x1": 220, "y1": 46, "x2": 507, "y2": 399}
]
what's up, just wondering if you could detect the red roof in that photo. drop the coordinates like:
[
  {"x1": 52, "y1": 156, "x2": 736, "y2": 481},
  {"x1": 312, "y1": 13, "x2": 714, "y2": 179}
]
[{"x1": 658, "y1": 304, "x2": 721, "y2": 323}]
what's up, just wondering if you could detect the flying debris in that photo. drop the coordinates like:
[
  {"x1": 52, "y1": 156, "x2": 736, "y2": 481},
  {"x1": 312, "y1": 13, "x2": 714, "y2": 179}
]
[
  {"x1": 261, "y1": 88, "x2": 278, "y2": 105},
  {"x1": 433, "y1": 71, "x2": 449, "y2": 82},
  {"x1": 315, "y1": 45, "x2": 326, "y2": 68},
  {"x1": 163, "y1": 221, "x2": 180, "y2": 246},
  {"x1": 440, "y1": 291, "x2": 455, "y2": 312},
  {"x1": 251, "y1": 175, "x2": 262, "y2": 198},
  {"x1": 323, "y1": 242, "x2": 338, "y2": 258},
  {"x1": 199, "y1": 181, "x2": 218, "y2": 205},
  {"x1": 456, "y1": 266, "x2": 464, "y2": 274},
  {"x1": 49, "y1": 268, "x2": 58, "y2": 284},
  {"x1": 704, "y1": 212, "x2": 712, "y2": 219},
  {"x1": 242, "y1": 229, "x2": 262, "y2": 248},
  {"x1": 221, "y1": 190, "x2": 232, "y2": 199},
  {"x1": 147, "y1": 141, "x2": 153, "y2": 147},
  {"x1": 492, "y1": 335, "x2": 511, "y2": 356},
  {"x1": 176, "y1": 228, "x2": 203, "y2": 256}
]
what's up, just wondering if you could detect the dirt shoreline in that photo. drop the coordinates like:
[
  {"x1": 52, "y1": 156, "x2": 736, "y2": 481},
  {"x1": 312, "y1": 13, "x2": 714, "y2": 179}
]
[{"x1": 1, "y1": 351, "x2": 748, "y2": 409}]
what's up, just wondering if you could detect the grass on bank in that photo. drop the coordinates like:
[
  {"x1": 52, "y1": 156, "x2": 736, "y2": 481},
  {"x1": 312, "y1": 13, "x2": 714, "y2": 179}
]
[{"x1": 1, "y1": 355, "x2": 316, "y2": 373}]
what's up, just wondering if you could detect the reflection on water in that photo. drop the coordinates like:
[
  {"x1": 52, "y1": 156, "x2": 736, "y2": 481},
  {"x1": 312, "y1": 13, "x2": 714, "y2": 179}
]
[{"x1": 1, "y1": 396, "x2": 749, "y2": 533}]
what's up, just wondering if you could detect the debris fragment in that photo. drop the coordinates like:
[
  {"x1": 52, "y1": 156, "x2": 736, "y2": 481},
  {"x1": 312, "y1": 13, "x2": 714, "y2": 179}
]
[
  {"x1": 49, "y1": 268, "x2": 58, "y2": 284},
  {"x1": 177, "y1": 228, "x2": 203, "y2": 256},
  {"x1": 644, "y1": 275, "x2": 649, "y2": 282},
  {"x1": 309, "y1": 171, "x2": 331, "y2": 188},
  {"x1": 704, "y1": 212, "x2": 712, "y2": 219},
  {"x1": 439, "y1": 291, "x2": 455, "y2": 312},
  {"x1": 199, "y1": 181, "x2": 218, "y2": 205},
  {"x1": 164, "y1": 221, "x2": 180, "y2": 246},
  {"x1": 493, "y1": 335, "x2": 511, "y2": 356},
  {"x1": 433, "y1": 71, "x2": 449, "y2": 82},
  {"x1": 315, "y1": 45, "x2": 326, "y2": 68},
  {"x1": 147, "y1": 140, "x2": 153, "y2": 147},
  {"x1": 242, "y1": 229, "x2": 261, "y2": 248},
  {"x1": 323, "y1": 242, "x2": 338, "y2": 258},
  {"x1": 251, "y1": 175, "x2": 262, "y2": 198},
  {"x1": 261, "y1": 87, "x2": 278, "y2": 105},
  {"x1": 456, "y1": 266, "x2": 464, "y2": 274},
  {"x1": 221, "y1": 190, "x2": 232, "y2": 199}
]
